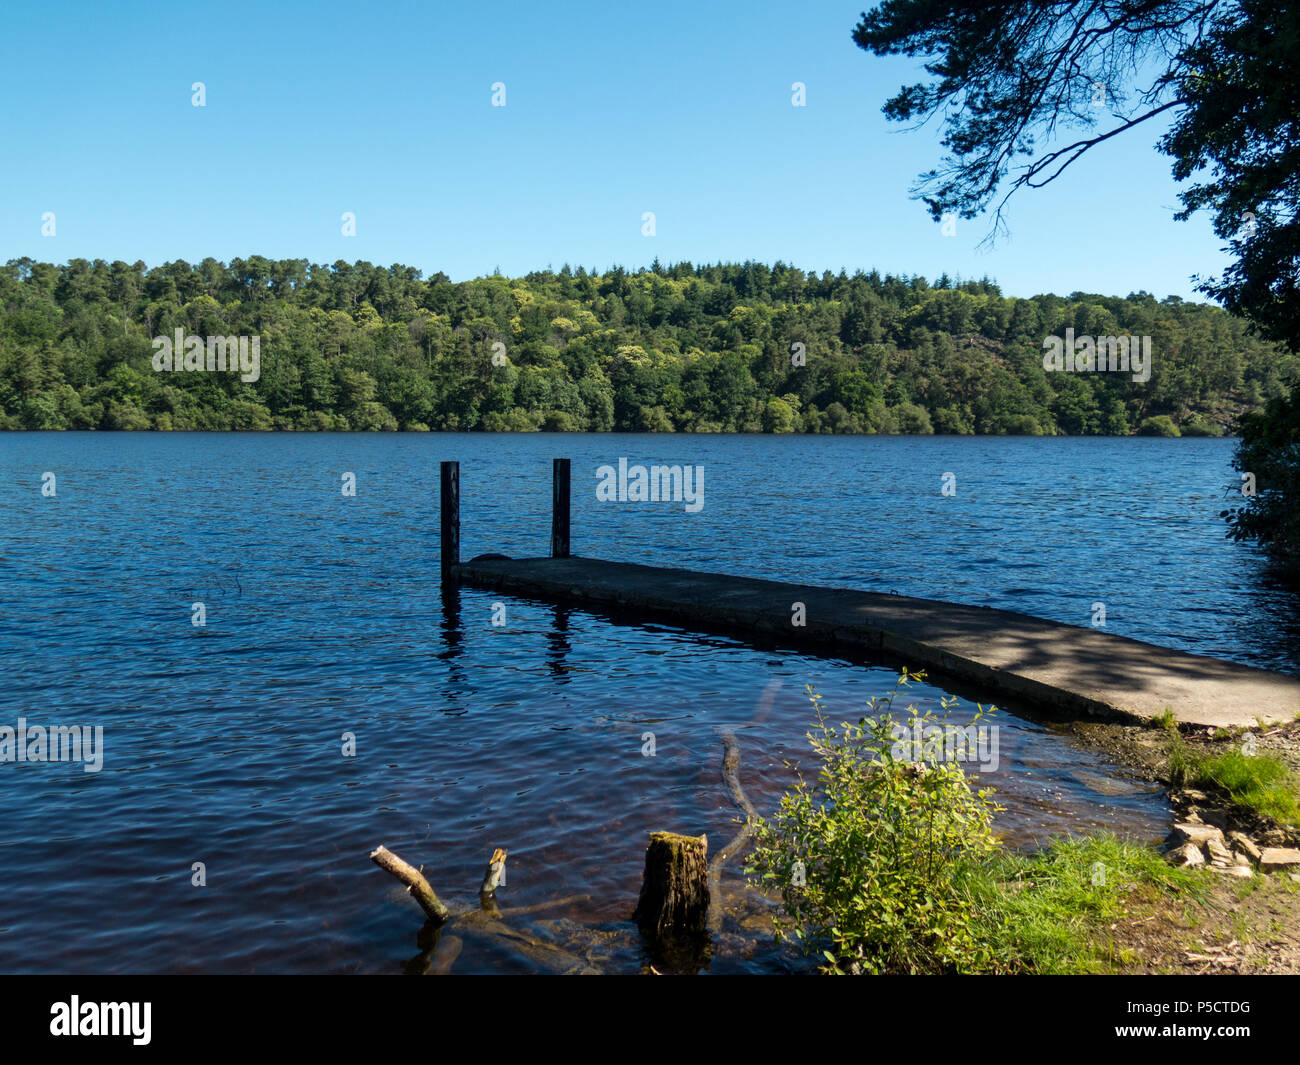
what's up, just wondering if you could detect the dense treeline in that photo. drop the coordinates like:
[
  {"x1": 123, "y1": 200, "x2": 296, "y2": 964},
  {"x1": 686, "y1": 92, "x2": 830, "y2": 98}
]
[{"x1": 0, "y1": 257, "x2": 1292, "y2": 434}]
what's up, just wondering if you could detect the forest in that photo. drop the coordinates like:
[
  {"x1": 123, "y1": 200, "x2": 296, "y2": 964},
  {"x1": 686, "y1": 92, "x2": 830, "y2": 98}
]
[{"x1": 0, "y1": 256, "x2": 1293, "y2": 436}]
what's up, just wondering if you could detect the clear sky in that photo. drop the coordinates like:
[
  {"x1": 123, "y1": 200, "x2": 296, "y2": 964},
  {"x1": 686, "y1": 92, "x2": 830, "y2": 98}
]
[{"x1": 0, "y1": 0, "x2": 1230, "y2": 301}]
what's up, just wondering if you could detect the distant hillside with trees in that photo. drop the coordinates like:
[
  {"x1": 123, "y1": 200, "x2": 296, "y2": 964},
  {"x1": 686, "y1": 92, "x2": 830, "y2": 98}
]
[{"x1": 1, "y1": 257, "x2": 1292, "y2": 435}]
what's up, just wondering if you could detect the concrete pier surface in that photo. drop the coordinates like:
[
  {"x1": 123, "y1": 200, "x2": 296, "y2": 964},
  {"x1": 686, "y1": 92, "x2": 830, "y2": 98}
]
[{"x1": 451, "y1": 555, "x2": 1300, "y2": 730}]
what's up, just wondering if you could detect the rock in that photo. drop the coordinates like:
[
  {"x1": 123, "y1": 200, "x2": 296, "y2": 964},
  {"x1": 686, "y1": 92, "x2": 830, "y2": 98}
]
[
  {"x1": 1169, "y1": 822, "x2": 1225, "y2": 848},
  {"x1": 1259, "y1": 828, "x2": 1289, "y2": 846},
  {"x1": 1206, "y1": 837, "x2": 1235, "y2": 865},
  {"x1": 1071, "y1": 769, "x2": 1143, "y2": 797},
  {"x1": 1210, "y1": 864, "x2": 1253, "y2": 879},
  {"x1": 1228, "y1": 832, "x2": 1262, "y2": 863},
  {"x1": 1194, "y1": 806, "x2": 1230, "y2": 829},
  {"x1": 1168, "y1": 842, "x2": 1205, "y2": 868},
  {"x1": 1232, "y1": 851, "x2": 1253, "y2": 868},
  {"x1": 1258, "y1": 847, "x2": 1300, "y2": 873}
]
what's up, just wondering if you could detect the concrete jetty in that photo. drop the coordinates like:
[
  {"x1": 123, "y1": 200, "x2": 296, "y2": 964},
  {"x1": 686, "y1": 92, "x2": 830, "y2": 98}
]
[
  {"x1": 451, "y1": 555, "x2": 1300, "y2": 730},
  {"x1": 439, "y1": 460, "x2": 1300, "y2": 730}
]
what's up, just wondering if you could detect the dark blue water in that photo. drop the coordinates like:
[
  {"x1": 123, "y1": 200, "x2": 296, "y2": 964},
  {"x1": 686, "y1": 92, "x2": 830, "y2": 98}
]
[{"x1": 1, "y1": 432, "x2": 1293, "y2": 974}]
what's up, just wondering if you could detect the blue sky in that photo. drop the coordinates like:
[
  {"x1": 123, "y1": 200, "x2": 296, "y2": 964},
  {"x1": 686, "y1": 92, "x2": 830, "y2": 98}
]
[{"x1": 0, "y1": 0, "x2": 1229, "y2": 301}]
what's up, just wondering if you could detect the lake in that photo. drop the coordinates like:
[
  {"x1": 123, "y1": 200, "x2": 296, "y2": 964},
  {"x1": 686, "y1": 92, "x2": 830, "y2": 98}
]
[{"x1": 2, "y1": 432, "x2": 1296, "y2": 973}]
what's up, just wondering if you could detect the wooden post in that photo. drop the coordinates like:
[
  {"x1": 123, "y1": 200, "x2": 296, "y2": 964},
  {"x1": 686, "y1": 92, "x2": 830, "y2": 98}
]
[
  {"x1": 633, "y1": 831, "x2": 710, "y2": 940},
  {"x1": 441, "y1": 461, "x2": 459, "y2": 580},
  {"x1": 551, "y1": 458, "x2": 570, "y2": 559}
]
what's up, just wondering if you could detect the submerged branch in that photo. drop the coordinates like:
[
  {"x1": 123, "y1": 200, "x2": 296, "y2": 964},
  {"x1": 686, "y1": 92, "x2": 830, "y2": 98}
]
[
  {"x1": 370, "y1": 845, "x2": 451, "y2": 924},
  {"x1": 708, "y1": 729, "x2": 761, "y2": 934}
]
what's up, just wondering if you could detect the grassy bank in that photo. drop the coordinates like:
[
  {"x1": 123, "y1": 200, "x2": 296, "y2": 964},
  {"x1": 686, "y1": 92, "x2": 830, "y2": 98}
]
[
  {"x1": 968, "y1": 834, "x2": 1204, "y2": 973},
  {"x1": 1161, "y1": 717, "x2": 1300, "y2": 827}
]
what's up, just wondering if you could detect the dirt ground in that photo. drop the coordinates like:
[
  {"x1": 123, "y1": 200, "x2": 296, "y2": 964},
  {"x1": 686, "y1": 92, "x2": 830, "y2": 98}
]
[
  {"x1": 1099, "y1": 864, "x2": 1300, "y2": 974},
  {"x1": 1070, "y1": 716, "x2": 1300, "y2": 974}
]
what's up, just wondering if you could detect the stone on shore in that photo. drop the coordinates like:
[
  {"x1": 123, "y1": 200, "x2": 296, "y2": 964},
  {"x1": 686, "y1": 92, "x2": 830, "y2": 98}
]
[
  {"x1": 1168, "y1": 842, "x2": 1205, "y2": 868},
  {"x1": 1259, "y1": 847, "x2": 1300, "y2": 873},
  {"x1": 1206, "y1": 837, "x2": 1235, "y2": 866},
  {"x1": 1168, "y1": 823, "x2": 1225, "y2": 848},
  {"x1": 1228, "y1": 831, "x2": 1262, "y2": 863}
]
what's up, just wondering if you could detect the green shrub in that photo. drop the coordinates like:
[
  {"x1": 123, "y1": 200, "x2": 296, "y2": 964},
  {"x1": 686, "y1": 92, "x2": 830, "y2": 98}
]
[
  {"x1": 762, "y1": 397, "x2": 797, "y2": 433},
  {"x1": 745, "y1": 671, "x2": 1002, "y2": 974},
  {"x1": 1138, "y1": 414, "x2": 1181, "y2": 436},
  {"x1": 540, "y1": 410, "x2": 578, "y2": 431},
  {"x1": 890, "y1": 401, "x2": 934, "y2": 434},
  {"x1": 995, "y1": 413, "x2": 1044, "y2": 435}
]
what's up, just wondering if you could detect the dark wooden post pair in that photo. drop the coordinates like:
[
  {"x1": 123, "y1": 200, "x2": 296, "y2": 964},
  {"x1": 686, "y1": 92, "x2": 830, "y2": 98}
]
[{"x1": 440, "y1": 458, "x2": 569, "y2": 580}]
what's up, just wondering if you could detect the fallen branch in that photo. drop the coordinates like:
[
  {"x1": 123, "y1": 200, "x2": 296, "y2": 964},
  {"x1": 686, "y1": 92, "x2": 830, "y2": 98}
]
[
  {"x1": 370, "y1": 845, "x2": 601, "y2": 973},
  {"x1": 497, "y1": 894, "x2": 591, "y2": 918},
  {"x1": 454, "y1": 909, "x2": 600, "y2": 973},
  {"x1": 708, "y1": 729, "x2": 760, "y2": 934},
  {"x1": 370, "y1": 845, "x2": 451, "y2": 924},
  {"x1": 430, "y1": 934, "x2": 463, "y2": 975}
]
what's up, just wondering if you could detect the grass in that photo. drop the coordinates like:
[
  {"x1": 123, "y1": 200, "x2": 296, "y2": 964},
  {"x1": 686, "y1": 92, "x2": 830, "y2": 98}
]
[
  {"x1": 963, "y1": 833, "x2": 1206, "y2": 973},
  {"x1": 1165, "y1": 729, "x2": 1300, "y2": 826}
]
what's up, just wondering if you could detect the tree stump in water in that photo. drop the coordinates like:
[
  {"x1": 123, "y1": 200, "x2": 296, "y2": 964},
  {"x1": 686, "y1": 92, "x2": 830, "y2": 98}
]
[{"x1": 633, "y1": 831, "x2": 710, "y2": 940}]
